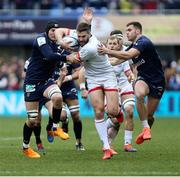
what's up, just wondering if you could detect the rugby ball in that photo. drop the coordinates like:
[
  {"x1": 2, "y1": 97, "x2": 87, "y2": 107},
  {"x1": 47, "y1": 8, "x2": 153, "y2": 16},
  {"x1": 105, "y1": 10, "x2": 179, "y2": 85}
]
[{"x1": 62, "y1": 36, "x2": 79, "y2": 50}]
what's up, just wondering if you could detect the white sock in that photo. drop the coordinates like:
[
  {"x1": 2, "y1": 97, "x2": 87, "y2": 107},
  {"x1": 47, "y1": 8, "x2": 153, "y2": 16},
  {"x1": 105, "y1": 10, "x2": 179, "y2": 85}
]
[
  {"x1": 106, "y1": 118, "x2": 115, "y2": 129},
  {"x1": 95, "y1": 119, "x2": 110, "y2": 149},
  {"x1": 23, "y1": 142, "x2": 29, "y2": 149},
  {"x1": 53, "y1": 123, "x2": 59, "y2": 128},
  {"x1": 141, "y1": 120, "x2": 150, "y2": 128},
  {"x1": 124, "y1": 130, "x2": 133, "y2": 145},
  {"x1": 108, "y1": 127, "x2": 119, "y2": 145}
]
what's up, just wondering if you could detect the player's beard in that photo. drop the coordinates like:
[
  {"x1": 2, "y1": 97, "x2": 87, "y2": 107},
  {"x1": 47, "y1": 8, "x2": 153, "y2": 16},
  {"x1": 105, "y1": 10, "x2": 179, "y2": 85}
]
[{"x1": 79, "y1": 38, "x2": 89, "y2": 47}]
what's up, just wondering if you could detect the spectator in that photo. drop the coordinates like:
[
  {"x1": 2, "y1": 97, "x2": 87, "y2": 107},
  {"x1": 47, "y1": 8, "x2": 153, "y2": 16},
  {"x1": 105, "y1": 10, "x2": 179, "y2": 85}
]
[{"x1": 0, "y1": 64, "x2": 9, "y2": 90}]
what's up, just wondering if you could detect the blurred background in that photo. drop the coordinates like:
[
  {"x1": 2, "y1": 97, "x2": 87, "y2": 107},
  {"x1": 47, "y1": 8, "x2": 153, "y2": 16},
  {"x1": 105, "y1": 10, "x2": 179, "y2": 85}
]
[{"x1": 0, "y1": 0, "x2": 179, "y2": 118}]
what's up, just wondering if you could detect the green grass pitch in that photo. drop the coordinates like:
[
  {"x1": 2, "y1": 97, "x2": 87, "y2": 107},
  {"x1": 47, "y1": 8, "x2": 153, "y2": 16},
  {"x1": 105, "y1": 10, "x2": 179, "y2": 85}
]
[{"x1": 0, "y1": 117, "x2": 180, "y2": 176}]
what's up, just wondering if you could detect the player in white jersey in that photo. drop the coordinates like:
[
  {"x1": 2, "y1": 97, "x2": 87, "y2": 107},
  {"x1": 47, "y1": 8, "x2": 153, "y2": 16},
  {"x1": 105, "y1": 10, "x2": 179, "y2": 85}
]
[
  {"x1": 64, "y1": 23, "x2": 123, "y2": 160},
  {"x1": 106, "y1": 34, "x2": 137, "y2": 152}
]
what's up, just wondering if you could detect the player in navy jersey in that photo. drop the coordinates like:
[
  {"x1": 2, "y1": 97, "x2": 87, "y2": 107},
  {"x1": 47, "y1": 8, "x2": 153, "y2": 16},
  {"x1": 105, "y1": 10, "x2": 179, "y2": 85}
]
[
  {"x1": 23, "y1": 21, "x2": 69, "y2": 158},
  {"x1": 98, "y1": 21, "x2": 165, "y2": 145},
  {"x1": 46, "y1": 61, "x2": 85, "y2": 150}
]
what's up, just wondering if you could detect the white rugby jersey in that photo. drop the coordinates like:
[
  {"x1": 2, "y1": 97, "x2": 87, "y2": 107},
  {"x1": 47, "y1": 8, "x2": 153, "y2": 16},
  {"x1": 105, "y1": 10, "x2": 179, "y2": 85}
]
[
  {"x1": 77, "y1": 35, "x2": 114, "y2": 78},
  {"x1": 113, "y1": 61, "x2": 131, "y2": 86},
  {"x1": 112, "y1": 46, "x2": 131, "y2": 86}
]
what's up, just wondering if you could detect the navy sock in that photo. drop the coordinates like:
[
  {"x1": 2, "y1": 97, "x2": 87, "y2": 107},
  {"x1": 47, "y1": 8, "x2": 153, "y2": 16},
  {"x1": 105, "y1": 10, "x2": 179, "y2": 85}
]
[
  {"x1": 23, "y1": 123, "x2": 33, "y2": 147},
  {"x1": 73, "y1": 120, "x2": 82, "y2": 140}
]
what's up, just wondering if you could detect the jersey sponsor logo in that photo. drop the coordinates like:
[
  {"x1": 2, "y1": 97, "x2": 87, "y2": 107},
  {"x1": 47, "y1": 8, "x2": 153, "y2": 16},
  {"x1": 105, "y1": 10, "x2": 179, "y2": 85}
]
[
  {"x1": 37, "y1": 37, "x2": 46, "y2": 46},
  {"x1": 136, "y1": 59, "x2": 145, "y2": 67},
  {"x1": 25, "y1": 84, "x2": 36, "y2": 92}
]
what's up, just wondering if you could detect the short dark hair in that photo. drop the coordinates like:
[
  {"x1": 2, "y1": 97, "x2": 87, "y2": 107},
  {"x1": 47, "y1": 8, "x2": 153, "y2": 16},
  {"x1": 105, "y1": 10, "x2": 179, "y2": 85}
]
[
  {"x1": 126, "y1": 21, "x2": 142, "y2": 32},
  {"x1": 110, "y1": 29, "x2": 123, "y2": 39},
  {"x1": 76, "y1": 22, "x2": 91, "y2": 33}
]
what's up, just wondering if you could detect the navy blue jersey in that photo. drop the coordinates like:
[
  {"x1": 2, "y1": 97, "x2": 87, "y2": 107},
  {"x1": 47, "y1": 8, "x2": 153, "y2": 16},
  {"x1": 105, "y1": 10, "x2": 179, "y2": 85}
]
[
  {"x1": 128, "y1": 35, "x2": 165, "y2": 83},
  {"x1": 53, "y1": 62, "x2": 80, "y2": 82},
  {"x1": 24, "y1": 33, "x2": 66, "y2": 84}
]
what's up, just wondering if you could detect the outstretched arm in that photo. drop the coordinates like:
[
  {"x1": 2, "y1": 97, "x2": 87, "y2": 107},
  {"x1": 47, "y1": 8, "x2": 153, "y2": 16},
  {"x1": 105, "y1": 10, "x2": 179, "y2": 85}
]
[{"x1": 98, "y1": 45, "x2": 140, "y2": 61}]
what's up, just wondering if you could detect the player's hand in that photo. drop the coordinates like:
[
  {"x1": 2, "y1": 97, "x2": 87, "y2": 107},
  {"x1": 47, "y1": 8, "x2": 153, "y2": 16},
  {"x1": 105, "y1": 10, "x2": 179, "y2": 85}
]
[
  {"x1": 82, "y1": 7, "x2": 93, "y2": 24},
  {"x1": 97, "y1": 44, "x2": 109, "y2": 55},
  {"x1": 59, "y1": 40, "x2": 74, "y2": 51},
  {"x1": 128, "y1": 73, "x2": 135, "y2": 83},
  {"x1": 66, "y1": 53, "x2": 80, "y2": 64},
  {"x1": 80, "y1": 89, "x2": 88, "y2": 99}
]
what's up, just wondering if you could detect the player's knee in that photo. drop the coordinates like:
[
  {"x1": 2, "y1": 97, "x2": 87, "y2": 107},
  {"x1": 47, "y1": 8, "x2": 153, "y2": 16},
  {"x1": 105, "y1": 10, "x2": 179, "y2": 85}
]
[
  {"x1": 108, "y1": 108, "x2": 119, "y2": 117},
  {"x1": 48, "y1": 87, "x2": 62, "y2": 106},
  {"x1": 125, "y1": 106, "x2": 134, "y2": 118},
  {"x1": 51, "y1": 93, "x2": 62, "y2": 107},
  {"x1": 135, "y1": 94, "x2": 145, "y2": 103},
  {"x1": 94, "y1": 110, "x2": 104, "y2": 119},
  {"x1": 27, "y1": 110, "x2": 39, "y2": 127}
]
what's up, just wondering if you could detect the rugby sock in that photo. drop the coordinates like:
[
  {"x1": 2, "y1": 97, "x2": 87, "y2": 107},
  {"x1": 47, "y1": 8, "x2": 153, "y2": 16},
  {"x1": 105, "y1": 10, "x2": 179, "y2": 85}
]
[
  {"x1": 95, "y1": 119, "x2": 110, "y2": 150},
  {"x1": 23, "y1": 123, "x2": 33, "y2": 149},
  {"x1": 62, "y1": 117, "x2": 69, "y2": 133},
  {"x1": 73, "y1": 120, "x2": 82, "y2": 140},
  {"x1": 124, "y1": 130, "x2": 133, "y2": 145},
  {"x1": 33, "y1": 125, "x2": 42, "y2": 145},
  {"x1": 52, "y1": 107, "x2": 62, "y2": 124},
  {"x1": 148, "y1": 117, "x2": 155, "y2": 128},
  {"x1": 46, "y1": 116, "x2": 53, "y2": 131},
  {"x1": 108, "y1": 127, "x2": 119, "y2": 145},
  {"x1": 141, "y1": 120, "x2": 150, "y2": 128},
  {"x1": 106, "y1": 118, "x2": 115, "y2": 128}
]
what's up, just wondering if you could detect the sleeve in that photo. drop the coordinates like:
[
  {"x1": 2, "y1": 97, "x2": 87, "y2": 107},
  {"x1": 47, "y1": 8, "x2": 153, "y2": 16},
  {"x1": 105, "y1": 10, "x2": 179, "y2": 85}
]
[
  {"x1": 78, "y1": 45, "x2": 96, "y2": 61},
  {"x1": 36, "y1": 36, "x2": 66, "y2": 62},
  {"x1": 132, "y1": 38, "x2": 148, "y2": 54}
]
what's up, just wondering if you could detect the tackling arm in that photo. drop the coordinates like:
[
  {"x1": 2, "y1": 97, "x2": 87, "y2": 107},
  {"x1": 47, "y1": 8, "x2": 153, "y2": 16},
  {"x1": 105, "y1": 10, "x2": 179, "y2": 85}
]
[{"x1": 98, "y1": 45, "x2": 140, "y2": 61}]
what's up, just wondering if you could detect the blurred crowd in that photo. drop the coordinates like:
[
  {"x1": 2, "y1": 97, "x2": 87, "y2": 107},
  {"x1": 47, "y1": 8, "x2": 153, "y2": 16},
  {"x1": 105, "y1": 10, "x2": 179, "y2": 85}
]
[
  {"x1": 0, "y1": 56, "x2": 180, "y2": 91},
  {"x1": 0, "y1": 0, "x2": 180, "y2": 14}
]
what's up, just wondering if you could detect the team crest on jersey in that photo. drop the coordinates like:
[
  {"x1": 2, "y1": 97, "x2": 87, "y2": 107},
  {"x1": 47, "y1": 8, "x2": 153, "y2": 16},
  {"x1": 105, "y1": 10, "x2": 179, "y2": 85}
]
[
  {"x1": 37, "y1": 37, "x2": 46, "y2": 46},
  {"x1": 26, "y1": 84, "x2": 36, "y2": 92}
]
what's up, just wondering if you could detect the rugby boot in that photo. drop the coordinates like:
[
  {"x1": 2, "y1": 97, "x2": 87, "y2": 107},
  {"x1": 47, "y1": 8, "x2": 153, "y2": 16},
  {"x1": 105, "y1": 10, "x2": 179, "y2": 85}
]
[
  {"x1": 23, "y1": 147, "x2": 40, "y2": 158},
  {"x1": 102, "y1": 149, "x2": 113, "y2": 160},
  {"x1": 53, "y1": 127, "x2": 70, "y2": 140},
  {"x1": 123, "y1": 144, "x2": 137, "y2": 152},
  {"x1": 47, "y1": 130, "x2": 54, "y2": 143}
]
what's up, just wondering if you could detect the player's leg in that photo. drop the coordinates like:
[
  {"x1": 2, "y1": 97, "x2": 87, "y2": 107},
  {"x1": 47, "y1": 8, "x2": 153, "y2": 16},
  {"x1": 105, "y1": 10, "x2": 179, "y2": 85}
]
[
  {"x1": 89, "y1": 88, "x2": 112, "y2": 160},
  {"x1": 105, "y1": 90, "x2": 119, "y2": 118},
  {"x1": 33, "y1": 112, "x2": 46, "y2": 155},
  {"x1": 146, "y1": 96, "x2": 160, "y2": 128},
  {"x1": 43, "y1": 84, "x2": 69, "y2": 140},
  {"x1": 66, "y1": 98, "x2": 85, "y2": 151},
  {"x1": 121, "y1": 93, "x2": 137, "y2": 152},
  {"x1": 23, "y1": 101, "x2": 40, "y2": 158},
  {"x1": 106, "y1": 117, "x2": 120, "y2": 155},
  {"x1": 61, "y1": 104, "x2": 69, "y2": 133},
  {"x1": 134, "y1": 80, "x2": 151, "y2": 144}
]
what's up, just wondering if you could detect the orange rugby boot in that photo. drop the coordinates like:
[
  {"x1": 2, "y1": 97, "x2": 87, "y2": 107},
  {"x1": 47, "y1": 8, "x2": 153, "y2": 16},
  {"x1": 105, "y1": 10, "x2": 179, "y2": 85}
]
[
  {"x1": 23, "y1": 147, "x2": 40, "y2": 158},
  {"x1": 53, "y1": 127, "x2": 70, "y2": 140},
  {"x1": 102, "y1": 149, "x2": 113, "y2": 160}
]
